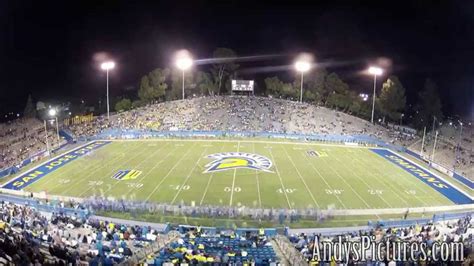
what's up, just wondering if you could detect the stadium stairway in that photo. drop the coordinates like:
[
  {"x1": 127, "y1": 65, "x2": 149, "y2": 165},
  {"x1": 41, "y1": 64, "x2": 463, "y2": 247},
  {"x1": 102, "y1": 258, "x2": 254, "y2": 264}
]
[
  {"x1": 59, "y1": 129, "x2": 75, "y2": 143},
  {"x1": 152, "y1": 236, "x2": 279, "y2": 265}
]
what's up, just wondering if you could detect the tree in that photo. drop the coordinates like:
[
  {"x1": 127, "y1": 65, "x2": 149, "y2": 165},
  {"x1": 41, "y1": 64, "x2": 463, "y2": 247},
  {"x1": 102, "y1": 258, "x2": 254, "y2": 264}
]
[
  {"x1": 324, "y1": 73, "x2": 351, "y2": 110},
  {"x1": 138, "y1": 75, "x2": 152, "y2": 102},
  {"x1": 115, "y1": 98, "x2": 132, "y2": 112},
  {"x1": 377, "y1": 76, "x2": 406, "y2": 121},
  {"x1": 23, "y1": 94, "x2": 36, "y2": 118},
  {"x1": 168, "y1": 69, "x2": 195, "y2": 100},
  {"x1": 413, "y1": 79, "x2": 443, "y2": 129},
  {"x1": 195, "y1": 71, "x2": 218, "y2": 96},
  {"x1": 264, "y1": 76, "x2": 283, "y2": 96},
  {"x1": 131, "y1": 100, "x2": 144, "y2": 109},
  {"x1": 211, "y1": 48, "x2": 239, "y2": 94},
  {"x1": 325, "y1": 73, "x2": 349, "y2": 95},
  {"x1": 138, "y1": 68, "x2": 169, "y2": 102},
  {"x1": 303, "y1": 68, "x2": 328, "y2": 104},
  {"x1": 264, "y1": 76, "x2": 297, "y2": 99}
]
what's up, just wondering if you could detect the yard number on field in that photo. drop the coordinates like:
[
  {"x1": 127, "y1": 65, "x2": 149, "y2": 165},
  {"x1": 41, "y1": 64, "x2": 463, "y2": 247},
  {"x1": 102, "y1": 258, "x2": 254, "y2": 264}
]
[
  {"x1": 368, "y1": 189, "x2": 383, "y2": 195},
  {"x1": 88, "y1": 181, "x2": 103, "y2": 186},
  {"x1": 276, "y1": 188, "x2": 296, "y2": 193},
  {"x1": 325, "y1": 189, "x2": 344, "y2": 195},
  {"x1": 127, "y1": 183, "x2": 143, "y2": 188},
  {"x1": 224, "y1": 187, "x2": 241, "y2": 192},
  {"x1": 170, "y1": 185, "x2": 191, "y2": 190}
]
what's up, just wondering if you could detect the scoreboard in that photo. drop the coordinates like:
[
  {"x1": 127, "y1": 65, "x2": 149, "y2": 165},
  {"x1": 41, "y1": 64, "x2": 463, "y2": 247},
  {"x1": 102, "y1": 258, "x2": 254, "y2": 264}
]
[{"x1": 232, "y1": 80, "x2": 254, "y2": 92}]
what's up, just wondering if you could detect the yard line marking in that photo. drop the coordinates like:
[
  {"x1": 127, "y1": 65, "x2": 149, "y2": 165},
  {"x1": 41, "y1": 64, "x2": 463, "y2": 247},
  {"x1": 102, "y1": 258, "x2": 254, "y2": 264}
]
[
  {"x1": 282, "y1": 145, "x2": 320, "y2": 208},
  {"x1": 199, "y1": 174, "x2": 214, "y2": 205},
  {"x1": 79, "y1": 142, "x2": 170, "y2": 197},
  {"x1": 351, "y1": 150, "x2": 412, "y2": 207},
  {"x1": 58, "y1": 142, "x2": 144, "y2": 195},
  {"x1": 252, "y1": 142, "x2": 262, "y2": 208},
  {"x1": 334, "y1": 156, "x2": 392, "y2": 208},
  {"x1": 144, "y1": 143, "x2": 197, "y2": 202},
  {"x1": 366, "y1": 149, "x2": 437, "y2": 201},
  {"x1": 302, "y1": 152, "x2": 346, "y2": 209},
  {"x1": 199, "y1": 145, "x2": 226, "y2": 206},
  {"x1": 268, "y1": 146, "x2": 292, "y2": 209},
  {"x1": 323, "y1": 156, "x2": 372, "y2": 209},
  {"x1": 363, "y1": 150, "x2": 438, "y2": 206},
  {"x1": 229, "y1": 141, "x2": 240, "y2": 206},
  {"x1": 170, "y1": 148, "x2": 209, "y2": 205},
  {"x1": 122, "y1": 142, "x2": 180, "y2": 197},
  {"x1": 38, "y1": 141, "x2": 128, "y2": 189}
]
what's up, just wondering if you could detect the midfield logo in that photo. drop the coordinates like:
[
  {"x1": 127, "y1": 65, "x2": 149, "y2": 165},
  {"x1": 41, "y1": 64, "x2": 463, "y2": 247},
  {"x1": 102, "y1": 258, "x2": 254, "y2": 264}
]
[{"x1": 203, "y1": 152, "x2": 273, "y2": 173}]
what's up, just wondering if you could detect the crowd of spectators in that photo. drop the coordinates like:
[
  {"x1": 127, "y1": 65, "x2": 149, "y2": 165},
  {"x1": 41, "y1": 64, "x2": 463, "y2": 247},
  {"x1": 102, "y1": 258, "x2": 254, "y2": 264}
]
[
  {"x1": 0, "y1": 200, "x2": 171, "y2": 265},
  {"x1": 409, "y1": 122, "x2": 473, "y2": 179},
  {"x1": 0, "y1": 118, "x2": 65, "y2": 170},
  {"x1": 285, "y1": 215, "x2": 473, "y2": 265},
  {"x1": 69, "y1": 96, "x2": 417, "y2": 146}
]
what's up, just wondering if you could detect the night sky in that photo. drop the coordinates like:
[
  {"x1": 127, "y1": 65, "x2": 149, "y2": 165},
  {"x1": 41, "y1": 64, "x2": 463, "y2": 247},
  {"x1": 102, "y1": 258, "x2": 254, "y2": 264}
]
[{"x1": 0, "y1": 0, "x2": 472, "y2": 120}]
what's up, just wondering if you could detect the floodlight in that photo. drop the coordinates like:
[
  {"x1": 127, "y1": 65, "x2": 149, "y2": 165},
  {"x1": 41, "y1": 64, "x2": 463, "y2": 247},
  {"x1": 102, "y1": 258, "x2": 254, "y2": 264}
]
[
  {"x1": 368, "y1": 66, "x2": 383, "y2": 76},
  {"x1": 176, "y1": 57, "x2": 193, "y2": 70},
  {"x1": 295, "y1": 61, "x2": 311, "y2": 72},
  {"x1": 48, "y1": 108, "x2": 57, "y2": 117},
  {"x1": 101, "y1": 61, "x2": 115, "y2": 70}
]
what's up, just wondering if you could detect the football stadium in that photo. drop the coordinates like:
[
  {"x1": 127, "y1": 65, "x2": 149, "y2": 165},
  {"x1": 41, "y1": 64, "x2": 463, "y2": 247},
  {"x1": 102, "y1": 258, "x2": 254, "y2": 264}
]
[{"x1": 1, "y1": 2, "x2": 473, "y2": 265}]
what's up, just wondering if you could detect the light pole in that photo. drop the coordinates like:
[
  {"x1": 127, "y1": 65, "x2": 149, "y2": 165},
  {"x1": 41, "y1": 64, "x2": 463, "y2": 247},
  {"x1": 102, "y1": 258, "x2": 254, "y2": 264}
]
[
  {"x1": 43, "y1": 120, "x2": 51, "y2": 157},
  {"x1": 368, "y1": 66, "x2": 383, "y2": 124},
  {"x1": 101, "y1": 61, "x2": 115, "y2": 119},
  {"x1": 48, "y1": 108, "x2": 60, "y2": 146},
  {"x1": 400, "y1": 113, "x2": 404, "y2": 126},
  {"x1": 295, "y1": 61, "x2": 311, "y2": 103},
  {"x1": 453, "y1": 121, "x2": 463, "y2": 172},
  {"x1": 176, "y1": 55, "x2": 193, "y2": 100}
]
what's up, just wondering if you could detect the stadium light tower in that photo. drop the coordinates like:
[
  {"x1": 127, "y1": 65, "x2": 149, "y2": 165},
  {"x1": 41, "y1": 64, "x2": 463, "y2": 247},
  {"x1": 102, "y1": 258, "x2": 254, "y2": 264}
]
[
  {"x1": 368, "y1": 66, "x2": 383, "y2": 124},
  {"x1": 295, "y1": 60, "x2": 311, "y2": 103},
  {"x1": 101, "y1": 61, "x2": 115, "y2": 120},
  {"x1": 175, "y1": 53, "x2": 193, "y2": 100}
]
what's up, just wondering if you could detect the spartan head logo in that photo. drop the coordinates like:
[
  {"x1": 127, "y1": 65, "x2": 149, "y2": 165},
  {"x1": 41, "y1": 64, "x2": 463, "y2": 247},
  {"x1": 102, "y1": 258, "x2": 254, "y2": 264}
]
[{"x1": 203, "y1": 152, "x2": 273, "y2": 173}]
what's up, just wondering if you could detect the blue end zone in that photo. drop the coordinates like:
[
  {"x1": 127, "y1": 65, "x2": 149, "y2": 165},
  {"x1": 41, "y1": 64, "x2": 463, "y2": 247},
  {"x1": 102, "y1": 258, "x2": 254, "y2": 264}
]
[
  {"x1": 2, "y1": 141, "x2": 111, "y2": 190},
  {"x1": 370, "y1": 149, "x2": 472, "y2": 205},
  {"x1": 452, "y1": 172, "x2": 474, "y2": 189}
]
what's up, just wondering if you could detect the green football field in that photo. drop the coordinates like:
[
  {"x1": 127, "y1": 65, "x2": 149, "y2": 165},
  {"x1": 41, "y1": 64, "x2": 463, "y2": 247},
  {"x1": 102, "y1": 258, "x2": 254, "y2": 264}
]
[{"x1": 22, "y1": 139, "x2": 455, "y2": 209}]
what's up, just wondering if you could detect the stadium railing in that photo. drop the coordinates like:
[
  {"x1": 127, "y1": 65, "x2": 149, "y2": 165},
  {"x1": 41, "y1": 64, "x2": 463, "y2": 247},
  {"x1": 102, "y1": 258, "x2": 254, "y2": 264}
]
[
  {"x1": 0, "y1": 193, "x2": 89, "y2": 218},
  {"x1": 368, "y1": 211, "x2": 473, "y2": 229}
]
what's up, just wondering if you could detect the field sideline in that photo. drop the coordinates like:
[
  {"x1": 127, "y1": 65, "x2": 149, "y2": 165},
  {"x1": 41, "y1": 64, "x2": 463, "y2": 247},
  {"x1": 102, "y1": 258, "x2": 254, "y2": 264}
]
[{"x1": 4, "y1": 139, "x2": 467, "y2": 209}]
